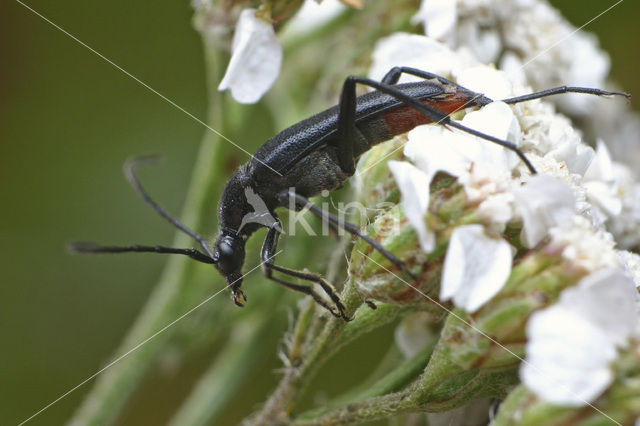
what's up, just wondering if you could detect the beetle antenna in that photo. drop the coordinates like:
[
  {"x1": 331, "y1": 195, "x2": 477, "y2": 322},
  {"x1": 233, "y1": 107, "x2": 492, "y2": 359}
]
[
  {"x1": 68, "y1": 242, "x2": 216, "y2": 264},
  {"x1": 501, "y1": 86, "x2": 630, "y2": 105},
  {"x1": 123, "y1": 155, "x2": 215, "y2": 259}
]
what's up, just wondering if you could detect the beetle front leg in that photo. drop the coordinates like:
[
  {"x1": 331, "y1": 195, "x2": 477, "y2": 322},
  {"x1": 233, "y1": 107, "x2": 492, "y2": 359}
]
[{"x1": 261, "y1": 226, "x2": 350, "y2": 321}]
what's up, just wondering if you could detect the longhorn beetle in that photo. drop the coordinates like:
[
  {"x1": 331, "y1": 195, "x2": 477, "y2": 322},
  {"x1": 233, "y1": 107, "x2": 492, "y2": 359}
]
[{"x1": 70, "y1": 67, "x2": 630, "y2": 321}]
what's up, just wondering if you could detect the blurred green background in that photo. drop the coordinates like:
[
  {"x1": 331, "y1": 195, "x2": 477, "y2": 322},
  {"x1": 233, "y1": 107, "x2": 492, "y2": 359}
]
[{"x1": 1, "y1": 1, "x2": 639, "y2": 425}]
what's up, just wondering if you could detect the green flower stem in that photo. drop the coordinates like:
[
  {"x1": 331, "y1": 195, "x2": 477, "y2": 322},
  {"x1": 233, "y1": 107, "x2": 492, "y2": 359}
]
[
  {"x1": 290, "y1": 368, "x2": 518, "y2": 426},
  {"x1": 354, "y1": 341, "x2": 435, "y2": 401},
  {"x1": 250, "y1": 284, "x2": 362, "y2": 424},
  {"x1": 68, "y1": 40, "x2": 228, "y2": 426},
  {"x1": 249, "y1": 281, "x2": 418, "y2": 424},
  {"x1": 410, "y1": 337, "x2": 465, "y2": 404},
  {"x1": 292, "y1": 391, "x2": 415, "y2": 426},
  {"x1": 290, "y1": 298, "x2": 317, "y2": 363},
  {"x1": 490, "y1": 384, "x2": 531, "y2": 426},
  {"x1": 490, "y1": 384, "x2": 579, "y2": 426},
  {"x1": 337, "y1": 302, "x2": 410, "y2": 354},
  {"x1": 168, "y1": 308, "x2": 281, "y2": 426},
  {"x1": 417, "y1": 368, "x2": 519, "y2": 412},
  {"x1": 298, "y1": 337, "x2": 438, "y2": 421}
]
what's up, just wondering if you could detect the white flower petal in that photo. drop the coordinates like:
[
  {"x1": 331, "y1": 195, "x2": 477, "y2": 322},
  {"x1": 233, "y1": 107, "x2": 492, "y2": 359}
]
[
  {"x1": 457, "y1": 22, "x2": 501, "y2": 64},
  {"x1": 514, "y1": 175, "x2": 575, "y2": 248},
  {"x1": 522, "y1": 305, "x2": 616, "y2": 406},
  {"x1": 584, "y1": 140, "x2": 615, "y2": 182},
  {"x1": 522, "y1": 266, "x2": 638, "y2": 406},
  {"x1": 413, "y1": 0, "x2": 457, "y2": 41},
  {"x1": 477, "y1": 192, "x2": 515, "y2": 232},
  {"x1": 560, "y1": 268, "x2": 637, "y2": 346},
  {"x1": 405, "y1": 125, "x2": 473, "y2": 178},
  {"x1": 546, "y1": 140, "x2": 595, "y2": 176},
  {"x1": 282, "y1": 0, "x2": 346, "y2": 38},
  {"x1": 405, "y1": 100, "x2": 522, "y2": 179},
  {"x1": 456, "y1": 67, "x2": 514, "y2": 102},
  {"x1": 500, "y1": 52, "x2": 527, "y2": 87},
  {"x1": 585, "y1": 181, "x2": 622, "y2": 217},
  {"x1": 218, "y1": 9, "x2": 282, "y2": 104},
  {"x1": 369, "y1": 34, "x2": 473, "y2": 83},
  {"x1": 456, "y1": 101, "x2": 521, "y2": 172},
  {"x1": 441, "y1": 224, "x2": 512, "y2": 312},
  {"x1": 388, "y1": 161, "x2": 435, "y2": 252}
]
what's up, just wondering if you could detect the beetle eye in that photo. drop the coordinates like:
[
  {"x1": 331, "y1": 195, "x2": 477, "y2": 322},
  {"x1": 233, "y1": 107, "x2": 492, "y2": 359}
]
[{"x1": 219, "y1": 241, "x2": 234, "y2": 257}]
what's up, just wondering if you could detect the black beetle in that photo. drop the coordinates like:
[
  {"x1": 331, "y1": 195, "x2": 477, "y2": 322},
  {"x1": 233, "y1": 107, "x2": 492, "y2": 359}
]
[{"x1": 71, "y1": 67, "x2": 629, "y2": 320}]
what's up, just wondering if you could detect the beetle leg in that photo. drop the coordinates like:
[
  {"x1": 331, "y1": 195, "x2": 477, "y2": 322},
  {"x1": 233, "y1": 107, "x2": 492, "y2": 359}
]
[
  {"x1": 279, "y1": 190, "x2": 417, "y2": 281},
  {"x1": 334, "y1": 75, "x2": 358, "y2": 174},
  {"x1": 261, "y1": 226, "x2": 350, "y2": 321},
  {"x1": 381, "y1": 66, "x2": 457, "y2": 86},
  {"x1": 335, "y1": 76, "x2": 537, "y2": 174}
]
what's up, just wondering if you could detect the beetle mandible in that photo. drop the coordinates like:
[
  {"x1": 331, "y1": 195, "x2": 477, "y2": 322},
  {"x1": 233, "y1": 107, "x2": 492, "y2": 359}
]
[{"x1": 71, "y1": 67, "x2": 630, "y2": 320}]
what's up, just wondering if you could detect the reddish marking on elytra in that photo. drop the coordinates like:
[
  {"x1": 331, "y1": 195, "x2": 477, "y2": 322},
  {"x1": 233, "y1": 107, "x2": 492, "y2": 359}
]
[{"x1": 382, "y1": 92, "x2": 477, "y2": 136}]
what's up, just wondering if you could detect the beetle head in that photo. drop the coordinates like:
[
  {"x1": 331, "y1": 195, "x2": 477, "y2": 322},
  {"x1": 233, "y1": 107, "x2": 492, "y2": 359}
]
[{"x1": 212, "y1": 233, "x2": 247, "y2": 305}]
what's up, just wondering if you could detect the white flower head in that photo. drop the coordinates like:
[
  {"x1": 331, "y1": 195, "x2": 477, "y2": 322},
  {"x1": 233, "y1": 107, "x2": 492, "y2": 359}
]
[
  {"x1": 548, "y1": 215, "x2": 618, "y2": 273},
  {"x1": 218, "y1": 9, "x2": 282, "y2": 104},
  {"x1": 513, "y1": 175, "x2": 575, "y2": 248},
  {"x1": 522, "y1": 268, "x2": 638, "y2": 405},
  {"x1": 440, "y1": 224, "x2": 512, "y2": 312}
]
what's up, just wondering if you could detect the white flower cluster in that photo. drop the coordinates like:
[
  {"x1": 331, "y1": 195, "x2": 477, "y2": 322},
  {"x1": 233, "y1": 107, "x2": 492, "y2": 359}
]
[
  {"x1": 423, "y1": 0, "x2": 640, "y2": 169},
  {"x1": 414, "y1": 0, "x2": 610, "y2": 115},
  {"x1": 410, "y1": 0, "x2": 640, "y2": 246},
  {"x1": 374, "y1": 33, "x2": 640, "y2": 408}
]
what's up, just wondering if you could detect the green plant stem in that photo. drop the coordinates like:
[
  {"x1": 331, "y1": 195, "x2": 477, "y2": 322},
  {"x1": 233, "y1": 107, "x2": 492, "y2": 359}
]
[
  {"x1": 292, "y1": 391, "x2": 416, "y2": 426},
  {"x1": 167, "y1": 309, "x2": 280, "y2": 426},
  {"x1": 249, "y1": 282, "x2": 416, "y2": 424},
  {"x1": 490, "y1": 384, "x2": 530, "y2": 426},
  {"x1": 68, "y1": 39, "x2": 228, "y2": 426},
  {"x1": 290, "y1": 367, "x2": 519, "y2": 426},
  {"x1": 298, "y1": 338, "x2": 437, "y2": 421},
  {"x1": 249, "y1": 284, "x2": 362, "y2": 425}
]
